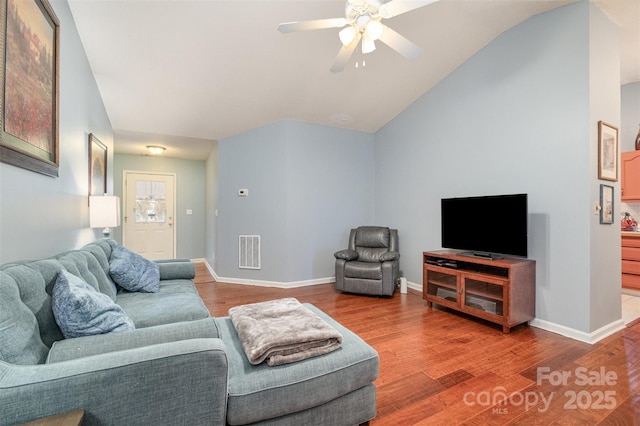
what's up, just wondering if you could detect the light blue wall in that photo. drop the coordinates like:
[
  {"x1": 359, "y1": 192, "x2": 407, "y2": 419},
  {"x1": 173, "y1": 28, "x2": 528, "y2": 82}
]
[
  {"x1": 112, "y1": 154, "x2": 207, "y2": 259},
  {"x1": 588, "y1": 2, "x2": 621, "y2": 332},
  {"x1": 0, "y1": 0, "x2": 112, "y2": 263},
  {"x1": 205, "y1": 142, "x2": 219, "y2": 269},
  {"x1": 217, "y1": 120, "x2": 374, "y2": 282},
  {"x1": 375, "y1": 1, "x2": 619, "y2": 333},
  {"x1": 621, "y1": 82, "x2": 640, "y2": 152}
]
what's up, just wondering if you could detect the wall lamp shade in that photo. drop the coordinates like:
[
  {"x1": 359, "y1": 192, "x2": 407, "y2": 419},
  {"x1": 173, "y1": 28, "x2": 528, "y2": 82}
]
[
  {"x1": 89, "y1": 195, "x2": 121, "y2": 236},
  {"x1": 146, "y1": 145, "x2": 166, "y2": 155}
]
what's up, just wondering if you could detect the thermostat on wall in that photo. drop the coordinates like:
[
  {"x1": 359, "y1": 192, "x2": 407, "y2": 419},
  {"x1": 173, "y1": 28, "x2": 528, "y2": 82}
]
[{"x1": 238, "y1": 189, "x2": 248, "y2": 197}]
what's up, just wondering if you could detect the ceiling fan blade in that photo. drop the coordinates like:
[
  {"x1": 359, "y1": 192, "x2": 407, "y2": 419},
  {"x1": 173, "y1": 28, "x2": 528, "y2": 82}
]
[
  {"x1": 379, "y1": 0, "x2": 439, "y2": 19},
  {"x1": 278, "y1": 18, "x2": 347, "y2": 33},
  {"x1": 330, "y1": 34, "x2": 362, "y2": 73},
  {"x1": 378, "y1": 25, "x2": 421, "y2": 60}
]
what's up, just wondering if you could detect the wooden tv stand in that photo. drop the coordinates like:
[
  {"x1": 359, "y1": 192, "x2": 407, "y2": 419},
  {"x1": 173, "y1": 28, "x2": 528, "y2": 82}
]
[{"x1": 423, "y1": 250, "x2": 535, "y2": 333}]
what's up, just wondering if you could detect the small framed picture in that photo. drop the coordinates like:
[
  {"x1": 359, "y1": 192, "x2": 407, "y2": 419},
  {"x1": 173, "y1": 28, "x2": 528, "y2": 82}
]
[
  {"x1": 600, "y1": 184, "x2": 614, "y2": 224},
  {"x1": 598, "y1": 121, "x2": 618, "y2": 182},
  {"x1": 89, "y1": 133, "x2": 107, "y2": 198}
]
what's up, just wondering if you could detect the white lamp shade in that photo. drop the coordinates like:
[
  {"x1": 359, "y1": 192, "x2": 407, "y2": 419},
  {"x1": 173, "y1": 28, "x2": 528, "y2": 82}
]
[
  {"x1": 365, "y1": 20, "x2": 384, "y2": 40},
  {"x1": 362, "y1": 34, "x2": 376, "y2": 54},
  {"x1": 339, "y1": 25, "x2": 357, "y2": 46},
  {"x1": 89, "y1": 196, "x2": 121, "y2": 228}
]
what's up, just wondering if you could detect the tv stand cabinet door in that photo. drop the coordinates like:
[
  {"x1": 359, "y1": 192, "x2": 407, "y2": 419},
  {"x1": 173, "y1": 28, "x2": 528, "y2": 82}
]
[
  {"x1": 424, "y1": 265, "x2": 460, "y2": 310},
  {"x1": 460, "y1": 273, "x2": 506, "y2": 323}
]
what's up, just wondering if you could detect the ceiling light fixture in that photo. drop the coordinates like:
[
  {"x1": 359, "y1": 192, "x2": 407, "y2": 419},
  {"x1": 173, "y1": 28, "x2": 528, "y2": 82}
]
[{"x1": 146, "y1": 145, "x2": 166, "y2": 155}]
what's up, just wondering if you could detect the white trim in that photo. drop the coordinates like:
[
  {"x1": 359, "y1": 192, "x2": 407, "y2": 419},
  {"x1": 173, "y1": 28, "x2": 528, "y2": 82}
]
[
  {"x1": 192, "y1": 259, "x2": 332, "y2": 288},
  {"x1": 407, "y1": 281, "x2": 422, "y2": 292},
  {"x1": 214, "y1": 276, "x2": 334, "y2": 289},
  {"x1": 189, "y1": 263, "x2": 627, "y2": 344},
  {"x1": 529, "y1": 318, "x2": 626, "y2": 344},
  {"x1": 406, "y1": 277, "x2": 627, "y2": 345}
]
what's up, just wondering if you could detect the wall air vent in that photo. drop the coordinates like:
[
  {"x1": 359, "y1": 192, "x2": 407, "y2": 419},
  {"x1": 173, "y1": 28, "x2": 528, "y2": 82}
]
[{"x1": 239, "y1": 235, "x2": 261, "y2": 269}]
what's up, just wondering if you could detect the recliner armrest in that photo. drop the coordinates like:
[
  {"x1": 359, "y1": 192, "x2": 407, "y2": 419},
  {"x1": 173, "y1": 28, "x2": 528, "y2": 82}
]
[
  {"x1": 334, "y1": 249, "x2": 359, "y2": 261},
  {"x1": 379, "y1": 251, "x2": 400, "y2": 262}
]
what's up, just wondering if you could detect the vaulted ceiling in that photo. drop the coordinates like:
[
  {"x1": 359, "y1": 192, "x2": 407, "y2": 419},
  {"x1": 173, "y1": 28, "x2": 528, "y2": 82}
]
[{"x1": 68, "y1": 0, "x2": 639, "y2": 160}]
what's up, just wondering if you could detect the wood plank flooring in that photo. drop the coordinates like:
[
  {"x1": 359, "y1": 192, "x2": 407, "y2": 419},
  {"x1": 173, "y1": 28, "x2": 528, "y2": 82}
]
[{"x1": 193, "y1": 263, "x2": 640, "y2": 425}]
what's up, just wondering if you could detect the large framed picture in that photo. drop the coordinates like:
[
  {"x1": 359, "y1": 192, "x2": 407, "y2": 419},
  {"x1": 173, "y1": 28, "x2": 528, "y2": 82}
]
[
  {"x1": 598, "y1": 121, "x2": 618, "y2": 182},
  {"x1": 0, "y1": 0, "x2": 60, "y2": 177},
  {"x1": 89, "y1": 134, "x2": 107, "y2": 198},
  {"x1": 600, "y1": 184, "x2": 614, "y2": 225}
]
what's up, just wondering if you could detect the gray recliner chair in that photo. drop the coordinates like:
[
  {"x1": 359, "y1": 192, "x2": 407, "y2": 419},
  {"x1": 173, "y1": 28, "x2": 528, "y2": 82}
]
[{"x1": 334, "y1": 226, "x2": 400, "y2": 296}]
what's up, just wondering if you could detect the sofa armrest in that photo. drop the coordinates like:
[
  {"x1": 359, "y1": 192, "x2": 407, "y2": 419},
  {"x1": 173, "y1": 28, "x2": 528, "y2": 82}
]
[
  {"x1": 156, "y1": 260, "x2": 196, "y2": 280},
  {"x1": 0, "y1": 339, "x2": 228, "y2": 425},
  {"x1": 46, "y1": 318, "x2": 220, "y2": 363}
]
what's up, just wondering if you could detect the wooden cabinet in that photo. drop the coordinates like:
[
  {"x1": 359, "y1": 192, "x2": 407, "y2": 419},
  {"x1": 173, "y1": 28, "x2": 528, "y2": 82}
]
[
  {"x1": 423, "y1": 250, "x2": 535, "y2": 333},
  {"x1": 621, "y1": 151, "x2": 640, "y2": 201},
  {"x1": 622, "y1": 234, "x2": 640, "y2": 290}
]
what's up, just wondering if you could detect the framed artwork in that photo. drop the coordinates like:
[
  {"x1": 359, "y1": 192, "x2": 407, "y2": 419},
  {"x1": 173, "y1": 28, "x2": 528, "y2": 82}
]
[
  {"x1": 598, "y1": 121, "x2": 618, "y2": 182},
  {"x1": 89, "y1": 134, "x2": 107, "y2": 198},
  {"x1": 0, "y1": 0, "x2": 60, "y2": 177},
  {"x1": 600, "y1": 184, "x2": 614, "y2": 225}
]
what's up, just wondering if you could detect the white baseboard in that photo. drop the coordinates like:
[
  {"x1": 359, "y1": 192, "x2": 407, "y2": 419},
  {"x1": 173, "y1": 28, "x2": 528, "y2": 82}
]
[
  {"x1": 407, "y1": 281, "x2": 421, "y2": 292},
  {"x1": 398, "y1": 280, "x2": 626, "y2": 345},
  {"x1": 529, "y1": 317, "x2": 626, "y2": 344},
  {"x1": 191, "y1": 261, "x2": 626, "y2": 344},
  {"x1": 192, "y1": 259, "x2": 333, "y2": 288}
]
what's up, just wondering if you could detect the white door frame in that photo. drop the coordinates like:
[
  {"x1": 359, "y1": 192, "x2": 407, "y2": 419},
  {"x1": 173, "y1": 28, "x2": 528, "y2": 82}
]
[{"x1": 122, "y1": 170, "x2": 177, "y2": 259}]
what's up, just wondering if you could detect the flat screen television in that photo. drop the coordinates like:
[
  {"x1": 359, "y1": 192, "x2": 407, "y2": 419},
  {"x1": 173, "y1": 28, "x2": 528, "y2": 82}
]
[{"x1": 441, "y1": 193, "x2": 528, "y2": 258}]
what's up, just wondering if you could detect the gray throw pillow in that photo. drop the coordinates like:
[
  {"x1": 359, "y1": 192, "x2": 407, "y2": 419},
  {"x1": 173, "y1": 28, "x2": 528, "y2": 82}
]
[
  {"x1": 52, "y1": 271, "x2": 135, "y2": 339},
  {"x1": 109, "y1": 245, "x2": 160, "y2": 293}
]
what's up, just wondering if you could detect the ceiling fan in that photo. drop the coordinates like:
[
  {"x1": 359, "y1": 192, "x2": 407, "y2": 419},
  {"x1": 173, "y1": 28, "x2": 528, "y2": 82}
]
[{"x1": 278, "y1": 0, "x2": 439, "y2": 72}]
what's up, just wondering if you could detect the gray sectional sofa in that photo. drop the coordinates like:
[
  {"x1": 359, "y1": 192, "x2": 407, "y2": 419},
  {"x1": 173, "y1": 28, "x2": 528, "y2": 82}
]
[{"x1": 0, "y1": 239, "x2": 379, "y2": 425}]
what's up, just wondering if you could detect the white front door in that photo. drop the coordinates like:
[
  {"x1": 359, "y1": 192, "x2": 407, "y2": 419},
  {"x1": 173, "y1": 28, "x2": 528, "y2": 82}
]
[{"x1": 123, "y1": 171, "x2": 176, "y2": 260}]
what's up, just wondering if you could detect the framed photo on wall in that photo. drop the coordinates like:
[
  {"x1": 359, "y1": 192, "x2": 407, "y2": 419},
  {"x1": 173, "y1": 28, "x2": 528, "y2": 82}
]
[
  {"x1": 89, "y1": 134, "x2": 107, "y2": 197},
  {"x1": 600, "y1": 184, "x2": 614, "y2": 225},
  {"x1": 0, "y1": 0, "x2": 60, "y2": 177},
  {"x1": 598, "y1": 121, "x2": 618, "y2": 182}
]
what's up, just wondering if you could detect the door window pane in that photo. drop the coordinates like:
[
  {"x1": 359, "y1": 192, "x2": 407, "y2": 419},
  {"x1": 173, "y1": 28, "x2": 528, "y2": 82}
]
[{"x1": 134, "y1": 181, "x2": 166, "y2": 223}]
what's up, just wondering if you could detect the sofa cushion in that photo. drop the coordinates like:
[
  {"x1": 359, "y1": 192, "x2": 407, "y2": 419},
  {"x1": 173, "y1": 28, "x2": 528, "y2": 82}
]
[
  {"x1": 218, "y1": 304, "x2": 379, "y2": 425},
  {"x1": 117, "y1": 280, "x2": 210, "y2": 328},
  {"x1": 52, "y1": 271, "x2": 135, "y2": 339},
  {"x1": 109, "y1": 245, "x2": 160, "y2": 293}
]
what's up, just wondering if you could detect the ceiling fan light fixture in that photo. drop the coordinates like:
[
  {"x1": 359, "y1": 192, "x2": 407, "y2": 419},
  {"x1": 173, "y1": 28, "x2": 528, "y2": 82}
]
[
  {"x1": 362, "y1": 34, "x2": 376, "y2": 54},
  {"x1": 339, "y1": 25, "x2": 357, "y2": 46},
  {"x1": 365, "y1": 20, "x2": 384, "y2": 40},
  {"x1": 146, "y1": 145, "x2": 166, "y2": 155}
]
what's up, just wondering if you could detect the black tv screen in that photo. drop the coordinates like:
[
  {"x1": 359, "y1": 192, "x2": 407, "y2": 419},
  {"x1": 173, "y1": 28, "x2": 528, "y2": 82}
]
[{"x1": 441, "y1": 193, "x2": 528, "y2": 258}]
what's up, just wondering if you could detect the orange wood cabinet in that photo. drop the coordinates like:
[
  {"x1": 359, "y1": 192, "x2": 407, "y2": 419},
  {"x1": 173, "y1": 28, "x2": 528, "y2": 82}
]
[
  {"x1": 622, "y1": 234, "x2": 640, "y2": 290},
  {"x1": 423, "y1": 250, "x2": 535, "y2": 333},
  {"x1": 621, "y1": 151, "x2": 640, "y2": 201}
]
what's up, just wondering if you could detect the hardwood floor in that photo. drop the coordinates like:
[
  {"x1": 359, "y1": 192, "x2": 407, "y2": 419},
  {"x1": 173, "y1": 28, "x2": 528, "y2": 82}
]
[{"x1": 193, "y1": 263, "x2": 640, "y2": 425}]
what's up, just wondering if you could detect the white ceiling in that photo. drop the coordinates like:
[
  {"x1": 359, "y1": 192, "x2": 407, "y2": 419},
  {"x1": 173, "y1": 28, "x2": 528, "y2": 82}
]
[{"x1": 68, "y1": 0, "x2": 640, "y2": 160}]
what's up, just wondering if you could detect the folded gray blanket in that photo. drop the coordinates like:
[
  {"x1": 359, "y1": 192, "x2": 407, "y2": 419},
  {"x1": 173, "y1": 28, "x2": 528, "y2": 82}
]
[{"x1": 229, "y1": 298, "x2": 343, "y2": 366}]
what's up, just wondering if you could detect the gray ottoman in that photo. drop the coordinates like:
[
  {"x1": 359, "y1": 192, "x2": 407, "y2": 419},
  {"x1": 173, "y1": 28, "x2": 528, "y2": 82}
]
[{"x1": 216, "y1": 304, "x2": 379, "y2": 425}]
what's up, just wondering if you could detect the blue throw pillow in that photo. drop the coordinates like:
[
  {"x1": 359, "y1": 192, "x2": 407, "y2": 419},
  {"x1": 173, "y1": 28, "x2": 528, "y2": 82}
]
[
  {"x1": 109, "y1": 245, "x2": 160, "y2": 293},
  {"x1": 52, "y1": 271, "x2": 135, "y2": 339}
]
